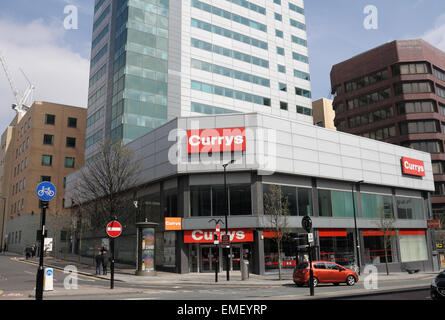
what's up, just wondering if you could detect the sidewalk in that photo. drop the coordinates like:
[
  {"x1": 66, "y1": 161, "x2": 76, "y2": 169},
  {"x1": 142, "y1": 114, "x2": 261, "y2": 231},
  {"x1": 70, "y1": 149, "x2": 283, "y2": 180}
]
[{"x1": 13, "y1": 252, "x2": 438, "y2": 287}]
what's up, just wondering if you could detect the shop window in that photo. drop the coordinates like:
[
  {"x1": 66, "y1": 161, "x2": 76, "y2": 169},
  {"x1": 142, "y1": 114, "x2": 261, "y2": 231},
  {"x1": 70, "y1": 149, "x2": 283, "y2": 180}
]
[
  {"x1": 396, "y1": 197, "x2": 424, "y2": 220},
  {"x1": 319, "y1": 229, "x2": 355, "y2": 266},
  {"x1": 363, "y1": 230, "x2": 398, "y2": 264},
  {"x1": 399, "y1": 230, "x2": 428, "y2": 262},
  {"x1": 361, "y1": 193, "x2": 393, "y2": 219},
  {"x1": 318, "y1": 190, "x2": 357, "y2": 218},
  {"x1": 264, "y1": 233, "x2": 298, "y2": 271}
]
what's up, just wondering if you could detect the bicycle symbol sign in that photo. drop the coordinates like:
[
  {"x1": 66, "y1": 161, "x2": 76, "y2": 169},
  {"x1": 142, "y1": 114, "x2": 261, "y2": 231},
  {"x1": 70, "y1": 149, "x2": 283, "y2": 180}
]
[{"x1": 36, "y1": 182, "x2": 56, "y2": 201}]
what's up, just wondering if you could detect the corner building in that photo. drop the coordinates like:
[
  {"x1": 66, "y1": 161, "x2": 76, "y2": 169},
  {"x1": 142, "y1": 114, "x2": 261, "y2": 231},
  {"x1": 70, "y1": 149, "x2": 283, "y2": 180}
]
[
  {"x1": 67, "y1": 113, "x2": 437, "y2": 274},
  {"x1": 330, "y1": 39, "x2": 445, "y2": 247},
  {"x1": 86, "y1": 0, "x2": 312, "y2": 161}
]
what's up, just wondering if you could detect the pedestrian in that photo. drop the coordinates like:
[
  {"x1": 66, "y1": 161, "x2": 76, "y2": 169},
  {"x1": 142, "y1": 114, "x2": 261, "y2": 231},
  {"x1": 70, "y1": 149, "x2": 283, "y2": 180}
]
[
  {"x1": 95, "y1": 250, "x2": 103, "y2": 275},
  {"x1": 25, "y1": 246, "x2": 31, "y2": 260},
  {"x1": 31, "y1": 244, "x2": 36, "y2": 258},
  {"x1": 102, "y1": 249, "x2": 109, "y2": 275}
]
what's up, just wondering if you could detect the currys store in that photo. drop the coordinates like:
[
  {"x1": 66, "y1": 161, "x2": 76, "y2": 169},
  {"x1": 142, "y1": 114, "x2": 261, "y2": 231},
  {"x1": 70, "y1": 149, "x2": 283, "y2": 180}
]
[{"x1": 67, "y1": 113, "x2": 437, "y2": 274}]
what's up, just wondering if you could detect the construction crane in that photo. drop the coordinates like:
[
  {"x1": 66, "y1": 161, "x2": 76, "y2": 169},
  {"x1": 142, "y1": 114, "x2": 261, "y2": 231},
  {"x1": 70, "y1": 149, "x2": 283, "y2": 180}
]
[{"x1": 0, "y1": 51, "x2": 35, "y2": 117}]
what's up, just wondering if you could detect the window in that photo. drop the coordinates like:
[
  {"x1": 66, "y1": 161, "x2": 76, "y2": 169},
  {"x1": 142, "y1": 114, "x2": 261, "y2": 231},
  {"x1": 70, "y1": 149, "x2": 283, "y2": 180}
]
[
  {"x1": 40, "y1": 176, "x2": 51, "y2": 182},
  {"x1": 275, "y1": 29, "x2": 283, "y2": 38},
  {"x1": 45, "y1": 114, "x2": 55, "y2": 125},
  {"x1": 279, "y1": 83, "x2": 287, "y2": 92},
  {"x1": 280, "y1": 101, "x2": 288, "y2": 110},
  {"x1": 432, "y1": 161, "x2": 445, "y2": 175},
  {"x1": 274, "y1": 13, "x2": 282, "y2": 21},
  {"x1": 277, "y1": 64, "x2": 286, "y2": 73},
  {"x1": 394, "y1": 81, "x2": 433, "y2": 95},
  {"x1": 318, "y1": 190, "x2": 357, "y2": 218},
  {"x1": 434, "y1": 66, "x2": 445, "y2": 82},
  {"x1": 400, "y1": 120, "x2": 439, "y2": 135},
  {"x1": 273, "y1": 0, "x2": 281, "y2": 4},
  {"x1": 399, "y1": 231, "x2": 428, "y2": 262},
  {"x1": 43, "y1": 134, "x2": 54, "y2": 145},
  {"x1": 66, "y1": 137, "x2": 76, "y2": 148},
  {"x1": 345, "y1": 69, "x2": 389, "y2": 93},
  {"x1": 295, "y1": 87, "x2": 311, "y2": 98},
  {"x1": 67, "y1": 117, "x2": 77, "y2": 128},
  {"x1": 393, "y1": 63, "x2": 430, "y2": 75},
  {"x1": 402, "y1": 140, "x2": 443, "y2": 153},
  {"x1": 65, "y1": 157, "x2": 75, "y2": 168},
  {"x1": 397, "y1": 197, "x2": 424, "y2": 220},
  {"x1": 319, "y1": 230, "x2": 355, "y2": 266},
  {"x1": 363, "y1": 230, "x2": 398, "y2": 264},
  {"x1": 190, "y1": 184, "x2": 252, "y2": 217},
  {"x1": 397, "y1": 101, "x2": 435, "y2": 114},
  {"x1": 361, "y1": 193, "x2": 393, "y2": 219},
  {"x1": 294, "y1": 69, "x2": 310, "y2": 81},
  {"x1": 263, "y1": 184, "x2": 312, "y2": 216},
  {"x1": 276, "y1": 47, "x2": 285, "y2": 56},
  {"x1": 42, "y1": 155, "x2": 52, "y2": 166}
]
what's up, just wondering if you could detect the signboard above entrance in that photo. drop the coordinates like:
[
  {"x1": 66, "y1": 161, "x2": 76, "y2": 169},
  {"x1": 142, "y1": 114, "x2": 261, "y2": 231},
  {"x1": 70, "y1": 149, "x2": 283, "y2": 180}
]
[{"x1": 184, "y1": 229, "x2": 253, "y2": 244}]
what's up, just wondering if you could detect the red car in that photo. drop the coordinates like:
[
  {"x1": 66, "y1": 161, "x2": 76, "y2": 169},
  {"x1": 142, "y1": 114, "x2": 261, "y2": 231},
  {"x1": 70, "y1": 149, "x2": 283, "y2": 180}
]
[{"x1": 293, "y1": 261, "x2": 358, "y2": 287}]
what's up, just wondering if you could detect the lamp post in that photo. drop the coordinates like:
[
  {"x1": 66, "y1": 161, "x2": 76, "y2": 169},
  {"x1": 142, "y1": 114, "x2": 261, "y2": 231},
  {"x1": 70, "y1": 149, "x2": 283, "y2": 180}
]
[
  {"x1": 223, "y1": 159, "x2": 235, "y2": 281},
  {"x1": 351, "y1": 180, "x2": 363, "y2": 276},
  {"x1": 0, "y1": 196, "x2": 6, "y2": 253}
]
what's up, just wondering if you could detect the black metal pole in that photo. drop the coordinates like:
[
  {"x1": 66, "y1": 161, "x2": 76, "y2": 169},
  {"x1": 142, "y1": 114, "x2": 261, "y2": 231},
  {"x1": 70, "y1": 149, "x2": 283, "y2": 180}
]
[
  {"x1": 35, "y1": 201, "x2": 48, "y2": 300},
  {"x1": 308, "y1": 242, "x2": 314, "y2": 296},
  {"x1": 352, "y1": 182, "x2": 362, "y2": 275},
  {"x1": 224, "y1": 164, "x2": 230, "y2": 281},
  {"x1": 110, "y1": 237, "x2": 115, "y2": 289}
]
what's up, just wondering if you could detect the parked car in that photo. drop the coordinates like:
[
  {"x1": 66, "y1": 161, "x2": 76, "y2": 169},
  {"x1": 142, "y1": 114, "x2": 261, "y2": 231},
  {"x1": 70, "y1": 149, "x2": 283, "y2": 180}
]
[
  {"x1": 431, "y1": 270, "x2": 445, "y2": 300},
  {"x1": 293, "y1": 261, "x2": 359, "y2": 287}
]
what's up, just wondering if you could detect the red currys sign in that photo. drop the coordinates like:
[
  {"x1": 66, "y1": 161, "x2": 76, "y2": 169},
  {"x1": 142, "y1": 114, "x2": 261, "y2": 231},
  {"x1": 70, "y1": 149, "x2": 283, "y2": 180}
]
[
  {"x1": 187, "y1": 127, "x2": 246, "y2": 154},
  {"x1": 106, "y1": 221, "x2": 122, "y2": 238},
  {"x1": 401, "y1": 157, "x2": 425, "y2": 177},
  {"x1": 184, "y1": 228, "x2": 253, "y2": 243}
]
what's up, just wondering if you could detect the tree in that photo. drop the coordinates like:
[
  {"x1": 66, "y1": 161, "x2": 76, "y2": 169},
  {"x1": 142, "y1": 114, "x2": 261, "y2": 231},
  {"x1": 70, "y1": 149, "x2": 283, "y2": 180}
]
[
  {"x1": 263, "y1": 184, "x2": 291, "y2": 280},
  {"x1": 377, "y1": 209, "x2": 396, "y2": 276},
  {"x1": 71, "y1": 139, "x2": 141, "y2": 230}
]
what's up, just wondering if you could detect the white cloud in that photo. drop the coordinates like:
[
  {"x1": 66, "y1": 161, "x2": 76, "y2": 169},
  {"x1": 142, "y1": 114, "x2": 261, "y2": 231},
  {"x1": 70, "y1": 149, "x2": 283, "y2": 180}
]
[
  {"x1": 422, "y1": 14, "x2": 445, "y2": 51},
  {"x1": 0, "y1": 18, "x2": 89, "y2": 130}
]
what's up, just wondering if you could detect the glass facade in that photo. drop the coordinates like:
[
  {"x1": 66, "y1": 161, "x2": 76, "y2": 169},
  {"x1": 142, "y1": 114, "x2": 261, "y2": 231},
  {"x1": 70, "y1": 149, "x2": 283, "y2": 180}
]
[
  {"x1": 361, "y1": 193, "x2": 394, "y2": 219},
  {"x1": 111, "y1": 0, "x2": 169, "y2": 144},
  {"x1": 318, "y1": 190, "x2": 357, "y2": 218},
  {"x1": 263, "y1": 184, "x2": 312, "y2": 216},
  {"x1": 190, "y1": 184, "x2": 252, "y2": 217}
]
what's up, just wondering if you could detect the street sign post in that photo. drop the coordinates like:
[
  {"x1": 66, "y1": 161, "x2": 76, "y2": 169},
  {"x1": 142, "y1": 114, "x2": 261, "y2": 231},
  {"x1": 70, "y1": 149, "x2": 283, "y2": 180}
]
[
  {"x1": 301, "y1": 216, "x2": 314, "y2": 296},
  {"x1": 35, "y1": 182, "x2": 56, "y2": 301},
  {"x1": 106, "y1": 220, "x2": 122, "y2": 289}
]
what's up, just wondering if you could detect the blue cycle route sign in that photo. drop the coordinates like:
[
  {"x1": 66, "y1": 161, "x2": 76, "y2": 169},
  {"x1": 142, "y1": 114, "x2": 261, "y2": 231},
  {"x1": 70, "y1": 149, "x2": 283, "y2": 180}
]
[{"x1": 36, "y1": 182, "x2": 56, "y2": 201}]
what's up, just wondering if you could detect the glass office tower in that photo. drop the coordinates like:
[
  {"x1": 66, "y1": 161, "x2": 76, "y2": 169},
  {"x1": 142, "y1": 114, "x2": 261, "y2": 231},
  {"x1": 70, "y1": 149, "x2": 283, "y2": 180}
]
[{"x1": 86, "y1": 0, "x2": 312, "y2": 160}]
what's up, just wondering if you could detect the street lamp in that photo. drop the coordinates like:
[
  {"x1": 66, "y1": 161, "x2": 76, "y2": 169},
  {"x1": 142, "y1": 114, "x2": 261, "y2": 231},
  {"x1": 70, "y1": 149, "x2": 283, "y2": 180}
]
[
  {"x1": 0, "y1": 196, "x2": 6, "y2": 254},
  {"x1": 223, "y1": 159, "x2": 235, "y2": 281},
  {"x1": 351, "y1": 180, "x2": 363, "y2": 275}
]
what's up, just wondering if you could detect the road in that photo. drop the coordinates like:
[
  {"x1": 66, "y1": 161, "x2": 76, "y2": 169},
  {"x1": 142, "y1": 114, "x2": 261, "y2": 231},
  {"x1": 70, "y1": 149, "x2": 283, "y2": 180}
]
[
  {"x1": 0, "y1": 254, "x2": 434, "y2": 300},
  {"x1": 340, "y1": 289, "x2": 431, "y2": 300}
]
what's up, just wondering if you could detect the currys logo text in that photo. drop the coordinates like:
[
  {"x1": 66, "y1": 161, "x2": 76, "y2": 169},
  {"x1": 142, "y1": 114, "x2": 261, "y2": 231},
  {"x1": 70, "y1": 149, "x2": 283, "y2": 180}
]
[
  {"x1": 401, "y1": 157, "x2": 425, "y2": 177},
  {"x1": 187, "y1": 128, "x2": 246, "y2": 154}
]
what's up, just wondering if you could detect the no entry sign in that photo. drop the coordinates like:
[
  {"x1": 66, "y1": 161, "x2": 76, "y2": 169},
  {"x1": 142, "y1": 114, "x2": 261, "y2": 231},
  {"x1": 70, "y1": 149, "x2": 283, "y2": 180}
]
[{"x1": 106, "y1": 221, "x2": 122, "y2": 238}]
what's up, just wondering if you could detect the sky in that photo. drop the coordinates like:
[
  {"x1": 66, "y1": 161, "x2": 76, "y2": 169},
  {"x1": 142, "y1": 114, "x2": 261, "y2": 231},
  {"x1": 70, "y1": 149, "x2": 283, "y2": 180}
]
[{"x1": 0, "y1": 0, "x2": 444, "y2": 130}]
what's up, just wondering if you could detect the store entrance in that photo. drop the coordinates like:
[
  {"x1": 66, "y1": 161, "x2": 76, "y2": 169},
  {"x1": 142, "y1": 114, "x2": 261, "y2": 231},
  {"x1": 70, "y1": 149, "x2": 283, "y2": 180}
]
[
  {"x1": 222, "y1": 244, "x2": 252, "y2": 272},
  {"x1": 200, "y1": 245, "x2": 220, "y2": 273}
]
